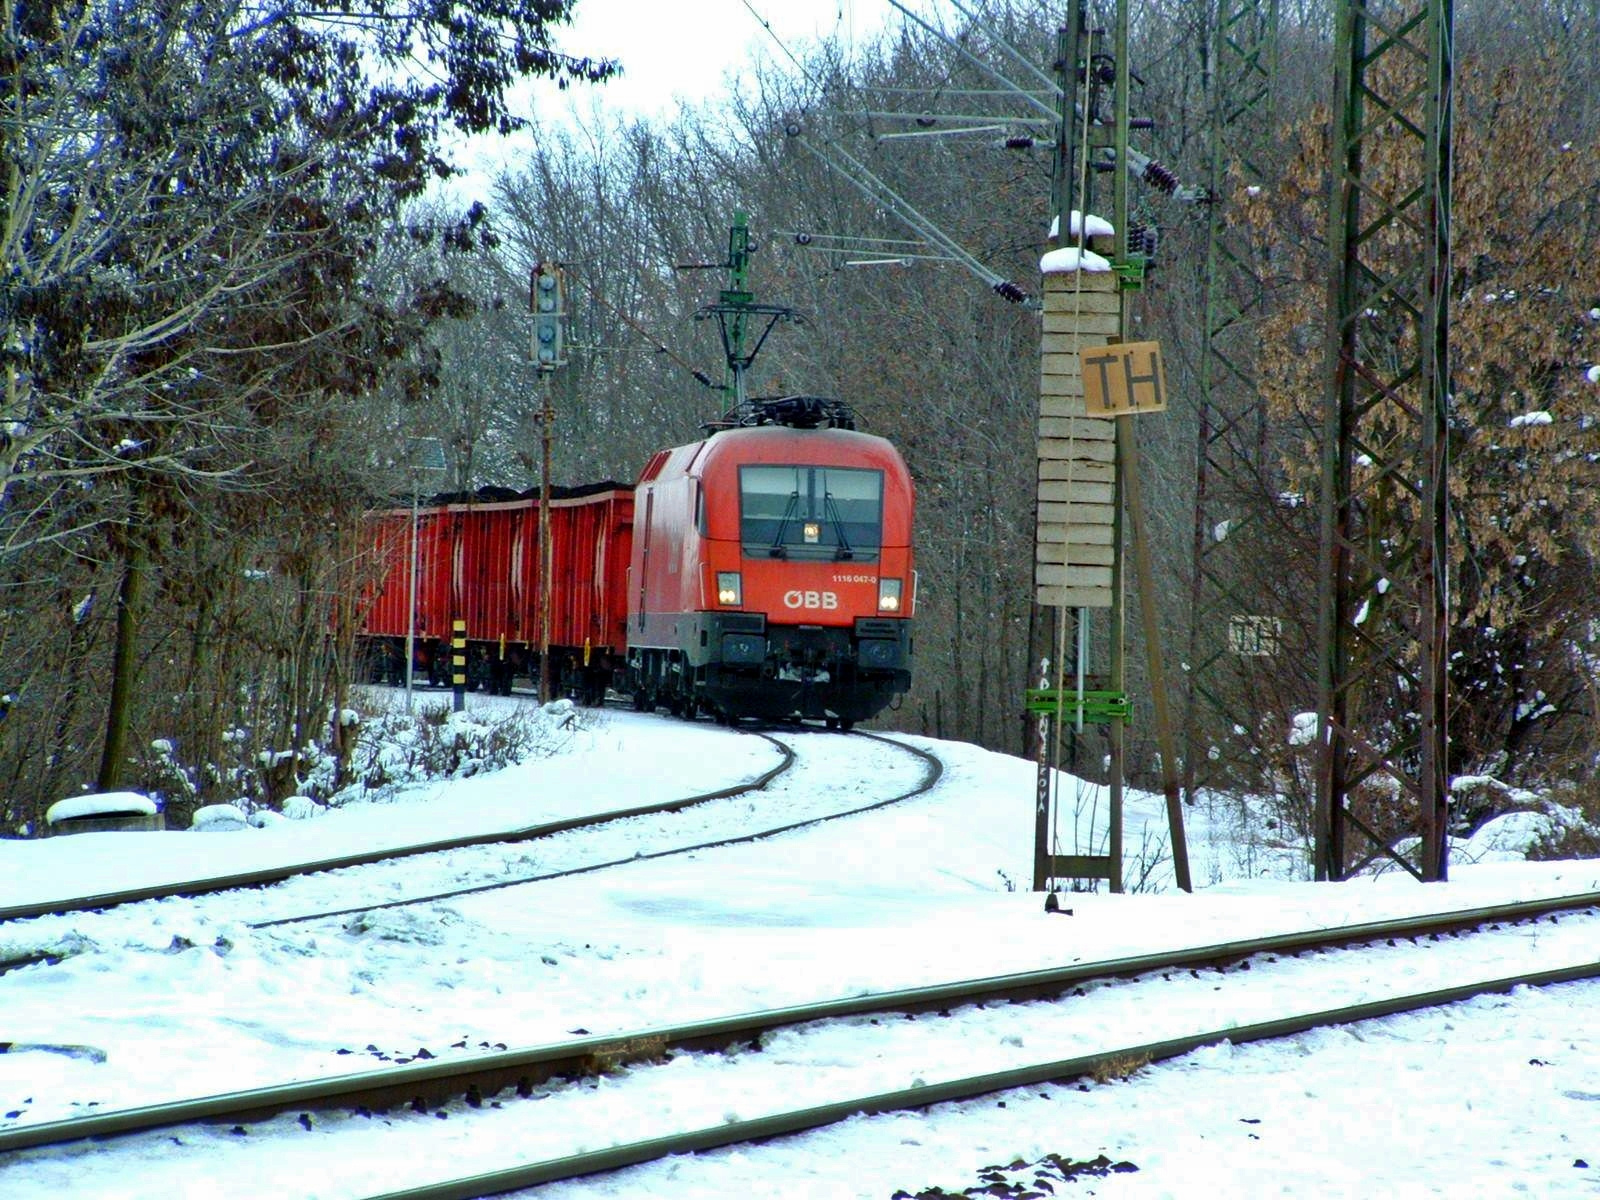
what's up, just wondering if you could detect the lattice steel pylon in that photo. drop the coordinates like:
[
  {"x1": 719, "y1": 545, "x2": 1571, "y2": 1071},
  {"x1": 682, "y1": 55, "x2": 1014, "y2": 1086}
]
[
  {"x1": 1183, "y1": 0, "x2": 1281, "y2": 805},
  {"x1": 1316, "y1": 0, "x2": 1454, "y2": 882}
]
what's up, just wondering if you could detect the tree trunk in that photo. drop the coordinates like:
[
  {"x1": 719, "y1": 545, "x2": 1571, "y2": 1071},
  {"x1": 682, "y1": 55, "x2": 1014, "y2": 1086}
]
[{"x1": 96, "y1": 537, "x2": 146, "y2": 792}]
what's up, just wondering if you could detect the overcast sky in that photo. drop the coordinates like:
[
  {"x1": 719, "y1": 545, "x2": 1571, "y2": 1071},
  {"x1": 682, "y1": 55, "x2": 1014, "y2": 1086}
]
[
  {"x1": 544, "y1": 0, "x2": 899, "y2": 119},
  {"x1": 442, "y1": 0, "x2": 902, "y2": 197}
]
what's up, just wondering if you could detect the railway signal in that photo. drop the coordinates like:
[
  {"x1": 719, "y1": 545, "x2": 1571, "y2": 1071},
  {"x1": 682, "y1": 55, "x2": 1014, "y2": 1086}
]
[{"x1": 531, "y1": 262, "x2": 566, "y2": 371}]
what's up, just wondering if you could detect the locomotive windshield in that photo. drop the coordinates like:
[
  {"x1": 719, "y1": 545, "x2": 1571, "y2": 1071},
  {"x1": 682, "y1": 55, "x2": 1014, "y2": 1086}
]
[{"x1": 739, "y1": 465, "x2": 883, "y2": 560}]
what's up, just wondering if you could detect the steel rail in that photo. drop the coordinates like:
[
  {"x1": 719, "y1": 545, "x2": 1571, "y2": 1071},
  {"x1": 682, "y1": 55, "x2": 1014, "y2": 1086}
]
[
  {"x1": 367, "y1": 958, "x2": 1600, "y2": 1200},
  {"x1": 3, "y1": 889, "x2": 1594, "y2": 1159},
  {"x1": 246, "y1": 730, "x2": 943, "y2": 929},
  {"x1": 0, "y1": 733, "x2": 794, "y2": 925}
]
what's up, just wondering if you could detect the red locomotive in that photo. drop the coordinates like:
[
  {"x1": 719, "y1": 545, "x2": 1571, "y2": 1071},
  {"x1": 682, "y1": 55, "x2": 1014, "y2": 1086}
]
[
  {"x1": 356, "y1": 398, "x2": 916, "y2": 727},
  {"x1": 626, "y1": 396, "x2": 914, "y2": 727}
]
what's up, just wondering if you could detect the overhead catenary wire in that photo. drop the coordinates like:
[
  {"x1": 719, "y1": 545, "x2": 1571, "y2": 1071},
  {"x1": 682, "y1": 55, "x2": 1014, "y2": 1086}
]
[
  {"x1": 740, "y1": 0, "x2": 1036, "y2": 307},
  {"x1": 942, "y1": 0, "x2": 1064, "y2": 95},
  {"x1": 564, "y1": 267, "x2": 720, "y2": 390},
  {"x1": 857, "y1": 85, "x2": 1055, "y2": 101},
  {"x1": 874, "y1": 123, "x2": 1014, "y2": 141},
  {"x1": 777, "y1": 231, "x2": 928, "y2": 247},
  {"x1": 780, "y1": 230, "x2": 961, "y2": 266},
  {"x1": 859, "y1": 110, "x2": 1044, "y2": 126},
  {"x1": 737, "y1": 0, "x2": 821, "y2": 84},
  {"x1": 840, "y1": 249, "x2": 960, "y2": 264},
  {"x1": 883, "y1": 0, "x2": 1058, "y2": 121},
  {"x1": 784, "y1": 123, "x2": 1033, "y2": 306}
]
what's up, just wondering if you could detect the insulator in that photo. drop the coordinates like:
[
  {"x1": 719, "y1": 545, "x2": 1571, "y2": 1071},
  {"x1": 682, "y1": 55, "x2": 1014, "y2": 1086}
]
[
  {"x1": 1005, "y1": 136, "x2": 1036, "y2": 150},
  {"x1": 1128, "y1": 222, "x2": 1159, "y2": 258},
  {"x1": 992, "y1": 280, "x2": 1029, "y2": 304},
  {"x1": 1142, "y1": 159, "x2": 1180, "y2": 194}
]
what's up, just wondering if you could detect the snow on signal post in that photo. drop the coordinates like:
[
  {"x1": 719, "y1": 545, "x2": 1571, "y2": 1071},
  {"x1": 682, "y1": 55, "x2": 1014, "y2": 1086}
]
[{"x1": 1080, "y1": 340, "x2": 1167, "y2": 417}]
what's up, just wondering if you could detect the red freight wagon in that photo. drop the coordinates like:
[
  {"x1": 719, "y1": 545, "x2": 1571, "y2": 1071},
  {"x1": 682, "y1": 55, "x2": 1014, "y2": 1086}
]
[{"x1": 358, "y1": 486, "x2": 634, "y2": 699}]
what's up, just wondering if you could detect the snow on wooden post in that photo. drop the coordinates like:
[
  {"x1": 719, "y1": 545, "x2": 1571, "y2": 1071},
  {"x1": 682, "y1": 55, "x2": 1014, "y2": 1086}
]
[{"x1": 1036, "y1": 263, "x2": 1119, "y2": 608}]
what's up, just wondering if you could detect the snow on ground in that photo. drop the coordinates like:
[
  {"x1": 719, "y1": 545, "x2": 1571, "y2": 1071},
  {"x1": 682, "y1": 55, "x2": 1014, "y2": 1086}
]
[{"x1": 1, "y1": 692, "x2": 1598, "y2": 1198}]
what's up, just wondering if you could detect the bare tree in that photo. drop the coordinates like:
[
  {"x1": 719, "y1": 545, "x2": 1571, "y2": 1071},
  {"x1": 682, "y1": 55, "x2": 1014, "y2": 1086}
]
[{"x1": 0, "y1": 0, "x2": 614, "y2": 829}]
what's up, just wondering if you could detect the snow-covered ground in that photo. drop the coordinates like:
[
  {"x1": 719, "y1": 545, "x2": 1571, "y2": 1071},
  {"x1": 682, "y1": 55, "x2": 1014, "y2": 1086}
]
[{"x1": 1, "y1": 693, "x2": 1597, "y2": 1198}]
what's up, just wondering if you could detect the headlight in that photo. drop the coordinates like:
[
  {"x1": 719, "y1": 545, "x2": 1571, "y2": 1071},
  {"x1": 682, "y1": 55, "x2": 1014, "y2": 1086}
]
[
  {"x1": 717, "y1": 572, "x2": 742, "y2": 606},
  {"x1": 878, "y1": 577, "x2": 902, "y2": 612}
]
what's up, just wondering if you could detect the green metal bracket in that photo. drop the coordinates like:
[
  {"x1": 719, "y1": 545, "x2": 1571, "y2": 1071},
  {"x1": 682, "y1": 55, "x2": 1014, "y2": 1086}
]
[
  {"x1": 1112, "y1": 256, "x2": 1147, "y2": 290},
  {"x1": 1025, "y1": 688, "x2": 1131, "y2": 722}
]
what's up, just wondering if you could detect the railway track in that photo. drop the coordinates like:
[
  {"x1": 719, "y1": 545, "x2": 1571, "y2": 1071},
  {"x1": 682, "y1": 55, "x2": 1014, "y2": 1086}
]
[
  {"x1": 0, "y1": 726, "x2": 798, "y2": 924},
  {"x1": 244, "y1": 728, "x2": 943, "y2": 929},
  {"x1": 3, "y1": 728, "x2": 942, "y2": 932},
  {"x1": 4, "y1": 891, "x2": 1596, "y2": 1197}
]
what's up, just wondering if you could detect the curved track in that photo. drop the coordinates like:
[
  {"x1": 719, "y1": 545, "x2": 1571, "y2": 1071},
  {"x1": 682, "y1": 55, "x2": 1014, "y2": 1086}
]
[
  {"x1": 0, "y1": 730, "x2": 796, "y2": 924},
  {"x1": 245, "y1": 728, "x2": 943, "y2": 929},
  {"x1": 4, "y1": 891, "x2": 1595, "y2": 1185}
]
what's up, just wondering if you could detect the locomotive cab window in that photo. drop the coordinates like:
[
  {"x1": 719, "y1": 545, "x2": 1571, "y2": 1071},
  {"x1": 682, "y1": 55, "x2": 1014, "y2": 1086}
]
[{"x1": 739, "y1": 465, "x2": 883, "y2": 561}]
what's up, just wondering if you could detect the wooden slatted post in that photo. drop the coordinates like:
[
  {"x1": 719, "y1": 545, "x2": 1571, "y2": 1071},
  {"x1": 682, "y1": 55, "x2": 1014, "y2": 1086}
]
[{"x1": 1034, "y1": 266, "x2": 1122, "y2": 894}]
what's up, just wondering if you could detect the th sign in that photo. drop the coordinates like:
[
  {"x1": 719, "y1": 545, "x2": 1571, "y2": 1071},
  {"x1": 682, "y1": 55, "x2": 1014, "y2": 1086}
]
[{"x1": 1081, "y1": 341, "x2": 1167, "y2": 417}]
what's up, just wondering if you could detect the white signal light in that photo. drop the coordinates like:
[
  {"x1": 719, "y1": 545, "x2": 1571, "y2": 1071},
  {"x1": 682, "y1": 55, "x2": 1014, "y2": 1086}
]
[
  {"x1": 717, "y1": 572, "x2": 742, "y2": 606},
  {"x1": 878, "y1": 577, "x2": 902, "y2": 612}
]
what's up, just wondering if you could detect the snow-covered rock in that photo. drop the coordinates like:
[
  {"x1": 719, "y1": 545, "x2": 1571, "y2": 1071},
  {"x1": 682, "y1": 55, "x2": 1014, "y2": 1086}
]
[
  {"x1": 281, "y1": 795, "x2": 325, "y2": 820},
  {"x1": 191, "y1": 804, "x2": 249, "y2": 832}
]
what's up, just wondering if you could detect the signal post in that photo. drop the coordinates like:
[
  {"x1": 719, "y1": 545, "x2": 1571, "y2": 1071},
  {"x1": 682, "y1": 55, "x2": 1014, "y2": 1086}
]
[{"x1": 531, "y1": 261, "x2": 567, "y2": 703}]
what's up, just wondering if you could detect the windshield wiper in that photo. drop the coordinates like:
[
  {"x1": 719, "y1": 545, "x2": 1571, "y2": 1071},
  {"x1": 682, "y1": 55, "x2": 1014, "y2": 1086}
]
[
  {"x1": 769, "y1": 491, "x2": 799, "y2": 558},
  {"x1": 823, "y1": 492, "x2": 854, "y2": 560}
]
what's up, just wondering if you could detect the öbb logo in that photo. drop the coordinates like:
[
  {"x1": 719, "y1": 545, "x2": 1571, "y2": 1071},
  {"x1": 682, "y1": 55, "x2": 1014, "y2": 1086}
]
[{"x1": 782, "y1": 590, "x2": 839, "y2": 610}]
